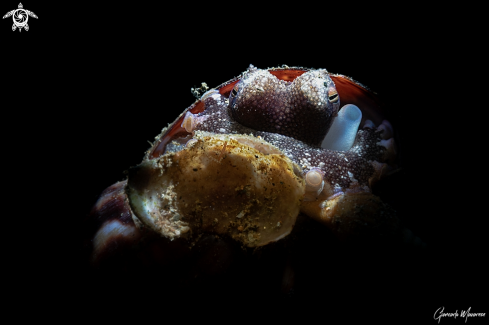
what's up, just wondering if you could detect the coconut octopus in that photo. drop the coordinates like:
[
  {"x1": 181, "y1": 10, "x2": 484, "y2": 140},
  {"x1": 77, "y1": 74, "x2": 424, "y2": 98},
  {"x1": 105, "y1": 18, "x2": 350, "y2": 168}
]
[{"x1": 84, "y1": 65, "x2": 424, "y2": 296}]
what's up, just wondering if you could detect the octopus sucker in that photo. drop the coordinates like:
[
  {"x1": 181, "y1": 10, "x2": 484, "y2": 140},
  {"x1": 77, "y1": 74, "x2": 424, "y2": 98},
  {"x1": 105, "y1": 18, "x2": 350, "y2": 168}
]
[
  {"x1": 85, "y1": 65, "x2": 424, "y2": 295},
  {"x1": 304, "y1": 168, "x2": 328, "y2": 202},
  {"x1": 85, "y1": 181, "x2": 146, "y2": 265},
  {"x1": 363, "y1": 119, "x2": 376, "y2": 129}
]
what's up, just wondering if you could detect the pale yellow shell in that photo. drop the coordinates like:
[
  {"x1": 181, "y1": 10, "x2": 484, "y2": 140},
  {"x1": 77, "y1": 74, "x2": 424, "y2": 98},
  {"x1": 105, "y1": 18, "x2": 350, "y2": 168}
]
[{"x1": 126, "y1": 133, "x2": 305, "y2": 247}]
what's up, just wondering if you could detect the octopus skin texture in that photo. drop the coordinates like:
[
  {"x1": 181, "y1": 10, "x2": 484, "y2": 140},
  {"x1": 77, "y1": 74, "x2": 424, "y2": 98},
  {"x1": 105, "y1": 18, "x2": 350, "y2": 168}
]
[{"x1": 83, "y1": 65, "x2": 424, "y2": 296}]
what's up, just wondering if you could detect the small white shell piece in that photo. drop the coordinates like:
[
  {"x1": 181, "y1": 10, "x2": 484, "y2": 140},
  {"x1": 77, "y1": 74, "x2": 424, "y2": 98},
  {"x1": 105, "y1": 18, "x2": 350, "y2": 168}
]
[{"x1": 321, "y1": 104, "x2": 362, "y2": 151}]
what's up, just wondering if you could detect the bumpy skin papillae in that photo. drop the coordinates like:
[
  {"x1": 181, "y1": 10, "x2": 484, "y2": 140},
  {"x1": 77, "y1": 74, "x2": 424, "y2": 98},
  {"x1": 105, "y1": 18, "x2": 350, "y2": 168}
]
[
  {"x1": 195, "y1": 94, "x2": 390, "y2": 190},
  {"x1": 175, "y1": 78, "x2": 399, "y2": 240},
  {"x1": 87, "y1": 65, "x2": 423, "y2": 272},
  {"x1": 229, "y1": 66, "x2": 340, "y2": 146}
]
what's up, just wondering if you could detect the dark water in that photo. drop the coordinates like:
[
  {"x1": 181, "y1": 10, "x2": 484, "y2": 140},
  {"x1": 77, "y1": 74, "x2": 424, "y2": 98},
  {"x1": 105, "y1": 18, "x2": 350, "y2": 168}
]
[{"x1": 4, "y1": 3, "x2": 483, "y2": 323}]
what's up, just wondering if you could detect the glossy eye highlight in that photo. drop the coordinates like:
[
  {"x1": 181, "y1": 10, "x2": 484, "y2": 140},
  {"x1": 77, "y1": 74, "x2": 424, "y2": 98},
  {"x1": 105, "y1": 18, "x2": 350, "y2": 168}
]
[
  {"x1": 229, "y1": 82, "x2": 241, "y2": 109},
  {"x1": 328, "y1": 87, "x2": 339, "y2": 103}
]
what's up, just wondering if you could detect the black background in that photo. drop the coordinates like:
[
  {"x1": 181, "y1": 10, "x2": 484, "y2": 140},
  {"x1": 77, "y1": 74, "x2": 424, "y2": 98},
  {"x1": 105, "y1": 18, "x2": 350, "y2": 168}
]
[{"x1": 2, "y1": 2, "x2": 485, "y2": 323}]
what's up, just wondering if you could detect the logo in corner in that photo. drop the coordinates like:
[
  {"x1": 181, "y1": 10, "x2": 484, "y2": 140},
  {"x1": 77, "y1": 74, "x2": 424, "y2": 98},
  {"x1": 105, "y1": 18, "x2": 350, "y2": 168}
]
[{"x1": 3, "y1": 3, "x2": 37, "y2": 32}]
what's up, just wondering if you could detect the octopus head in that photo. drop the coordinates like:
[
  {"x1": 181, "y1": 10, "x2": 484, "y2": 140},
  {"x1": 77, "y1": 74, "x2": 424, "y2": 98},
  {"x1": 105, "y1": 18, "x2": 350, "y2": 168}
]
[{"x1": 228, "y1": 65, "x2": 340, "y2": 146}]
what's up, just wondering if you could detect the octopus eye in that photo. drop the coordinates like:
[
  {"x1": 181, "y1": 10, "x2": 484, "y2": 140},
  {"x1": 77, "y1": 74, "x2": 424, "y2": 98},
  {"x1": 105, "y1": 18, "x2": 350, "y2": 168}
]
[
  {"x1": 328, "y1": 87, "x2": 339, "y2": 103},
  {"x1": 229, "y1": 82, "x2": 241, "y2": 108}
]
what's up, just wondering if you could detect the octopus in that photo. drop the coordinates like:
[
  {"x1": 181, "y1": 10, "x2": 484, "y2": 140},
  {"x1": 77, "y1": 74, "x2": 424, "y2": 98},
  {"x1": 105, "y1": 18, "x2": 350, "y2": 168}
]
[{"x1": 84, "y1": 65, "x2": 425, "y2": 298}]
